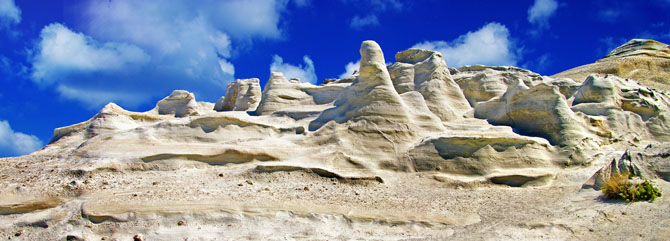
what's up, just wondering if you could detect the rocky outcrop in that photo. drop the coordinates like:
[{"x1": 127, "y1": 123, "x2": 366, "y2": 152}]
[
  {"x1": 553, "y1": 39, "x2": 670, "y2": 91},
  {"x1": 387, "y1": 62, "x2": 414, "y2": 94},
  {"x1": 8, "y1": 39, "x2": 670, "y2": 240},
  {"x1": 393, "y1": 49, "x2": 472, "y2": 121},
  {"x1": 452, "y1": 65, "x2": 544, "y2": 107},
  {"x1": 474, "y1": 81, "x2": 596, "y2": 146},
  {"x1": 603, "y1": 39, "x2": 670, "y2": 59},
  {"x1": 309, "y1": 41, "x2": 413, "y2": 131},
  {"x1": 216, "y1": 78, "x2": 262, "y2": 112},
  {"x1": 570, "y1": 74, "x2": 670, "y2": 142},
  {"x1": 583, "y1": 143, "x2": 670, "y2": 190},
  {"x1": 157, "y1": 90, "x2": 199, "y2": 117},
  {"x1": 255, "y1": 72, "x2": 346, "y2": 119}
]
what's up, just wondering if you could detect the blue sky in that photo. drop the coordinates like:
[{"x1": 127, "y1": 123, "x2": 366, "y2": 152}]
[{"x1": 0, "y1": 0, "x2": 669, "y2": 157}]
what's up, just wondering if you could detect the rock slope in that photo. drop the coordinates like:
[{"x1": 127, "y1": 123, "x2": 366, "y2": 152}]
[
  {"x1": 1, "y1": 39, "x2": 670, "y2": 240},
  {"x1": 553, "y1": 39, "x2": 670, "y2": 91}
]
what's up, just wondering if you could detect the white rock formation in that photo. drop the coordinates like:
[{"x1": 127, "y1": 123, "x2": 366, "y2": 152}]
[
  {"x1": 216, "y1": 78, "x2": 262, "y2": 111},
  {"x1": 255, "y1": 72, "x2": 346, "y2": 119},
  {"x1": 3, "y1": 39, "x2": 670, "y2": 240},
  {"x1": 157, "y1": 90, "x2": 199, "y2": 117},
  {"x1": 393, "y1": 49, "x2": 472, "y2": 121}
]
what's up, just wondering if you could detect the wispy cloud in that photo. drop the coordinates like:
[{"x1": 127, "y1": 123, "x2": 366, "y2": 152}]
[
  {"x1": 527, "y1": 0, "x2": 559, "y2": 32},
  {"x1": 338, "y1": 60, "x2": 360, "y2": 79},
  {"x1": 350, "y1": 15, "x2": 379, "y2": 30},
  {"x1": 342, "y1": 0, "x2": 402, "y2": 30},
  {"x1": 0, "y1": 120, "x2": 42, "y2": 157},
  {"x1": 293, "y1": 0, "x2": 311, "y2": 7},
  {"x1": 270, "y1": 55, "x2": 317, "y2": 84},
  {"x1": 0, "y1": 0, "x2": 20, "y2": 28},
  {"x1": 412, "y1": 22, "x2": 519, "y2": 67},
  {"x1": 598, "y1": 9, "x2": 621, "y2": 22}
]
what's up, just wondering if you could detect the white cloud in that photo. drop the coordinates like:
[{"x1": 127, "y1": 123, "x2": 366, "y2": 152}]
[
  {"x1": 341, "y1": 0, "x2": 402, "y2": 29},
  {"x1": 412, "y1": 22, "x2": 518, "y2": 67},
  {"x1": 0, "y1": 120, "x2": 43, "y2": 157},
  {"x1": 293, "y1": 0, "x2": 311, "y2": 7},
  {"x1": 31, "y1": 24, "x2": 150, "y2": 85},
  {"x1": 527, "y1": 0, "x2": 558, "y2": 29},
  {"x1": 0, "y1": 0, "x2": 20, "y2": 28},
  {"x1": 82, "y1": 0, "x2": 288, "y2": 41},
  {"x1": 270, "y1": 55, "x2": 317, "y2": 84},
  {"x1": 598, "y1": 9, "x2": 621, "y2": 22},
  {"x1": 29, "y1": 0, "x2": 289, "y2": 109},
  {"x1": 339, "y1": 60, "x2": 360, "y2": 79},
  {"x1": 340, "y1": 0, "x2": 402, "y2": 12},
  {"x1": 350, "y1": 15, "x2": 380, "y2": 29}
]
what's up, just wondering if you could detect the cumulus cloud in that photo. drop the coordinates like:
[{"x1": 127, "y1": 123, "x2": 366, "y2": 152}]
[
  {"x1": 0, "y1": 0, "x2": 20, "y2": 28},
  {"x1": 31, "y1": 24, "x2": 150, "y2": 85},
  {"x1": 350, "y1": 15, "x2": 379, "y2": 29},
  {"x1": 29, "y1": 0, "x2": 288, "y2": 109},
  {"x1": 412, "y1": 22, "x2": 518, "y2": 67},
  {"x1": 270, "y1": 55, "x2": 317, "y2": 84},
  {"x1": 527, "y1": 0, "x2": 559, "y2": 29},
  {"x1": 82, "y1": 0, "x2": 287, "y2": 41},
  {"x1": 0, "y1": 120, "x2": 43, "y2": 157},
  {"x1": 339, "y1": 60, "x2": 360, "y2": 79}
]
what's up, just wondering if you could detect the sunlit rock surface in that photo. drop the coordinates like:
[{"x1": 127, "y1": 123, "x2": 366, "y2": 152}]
[
  {"x1": 2, "y1": 40, "x2": 670, "y2": 240},
  {"x1": 553, "y1": 39, "x2": 670, "y2": 91}
]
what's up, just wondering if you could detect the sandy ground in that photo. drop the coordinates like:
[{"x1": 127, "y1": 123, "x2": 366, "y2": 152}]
[{"x1": 0, "y1": 153, "x2": 669, "y2": 241}]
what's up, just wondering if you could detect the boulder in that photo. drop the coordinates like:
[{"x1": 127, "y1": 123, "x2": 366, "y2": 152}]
[
  {"x1": 217, "y1": 78, "x2": 262, "y2": 112},
  {"x1": 583, "y1": 143, "x2": 670, "y2": 190},
  {"x1": 157, "y1": 90, "x2": 199, "y2": 117}
]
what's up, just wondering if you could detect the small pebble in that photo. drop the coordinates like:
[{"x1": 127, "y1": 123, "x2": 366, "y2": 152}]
[
  {"x1": 152, "y1": 181, "x2": 159, "y2": 185},
  {"x1": 304, "y1": 186, "x2": 310, "y2": 191},
  {"x1": 178, "y1": 220, "x2": 186, "y2": 226},
  {"x1": 218, "y1": 173, "x2": 224, "y2": 177},
  {"x1": 14, "y1": 230, "x2": 23, "y2": 237},
  {"x1": 246, "y1": 180, "x2": 253, "y2": 185},
  {"x1": 133, "y1": 234, "x2": 143, "y2": 241},
  {"x1": 237, "y1": 183, "x2": 243, "y2": 187}
]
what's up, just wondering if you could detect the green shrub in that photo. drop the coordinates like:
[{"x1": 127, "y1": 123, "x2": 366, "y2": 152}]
[{"x1": 601, "y1": 173, "x2": 662, "y2": 202}]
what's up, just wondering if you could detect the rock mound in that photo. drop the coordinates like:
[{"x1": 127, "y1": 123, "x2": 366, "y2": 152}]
[
  {"x1": 255, "y1": 72, "x2": 346, "y2": 119},
  {"x1": 553, "y1": 39, "x2": 670, "y2": 91},
  {"x1": 157, "y1": 90, "x2": 199, "y2": 117},
  {"x1": 215, "y1": 78, "x2": 262, "y2": 112}
]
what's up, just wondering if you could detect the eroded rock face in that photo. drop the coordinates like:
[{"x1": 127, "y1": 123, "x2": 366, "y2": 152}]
[
  {"x1": 255, "y1": 72, "x2": 346, "y2": 119},
  {"x1": 216, "y1": 78, "x2": 262, "y2": 112},
  {"x1": 553, "y1": 39, "x2": 670, "y2": 91},
  {"x1": 309, "y1": 41, "x2": 412, "y2": 131},
  {"x1": 571, "y1": 74, "x2": 670, "y2": 142},
  {"x1": 394, "y1": 49, "x2": 472, "y2": 121},
  {"x1": 475, "y1": 82, "x2": 596, "y2": 146},
  {"x1": 7, "y1": 39, "x2": 670, "y2": 240},
  {"x1": 583, "y1": 143, "x2": 670, "y2": 190},
  {"x1": 603, "y1": 39, "x2": 670, "y2": 59},
  {"x1": 157, "y1": 90, "x2": 199, "y2": 117}
]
